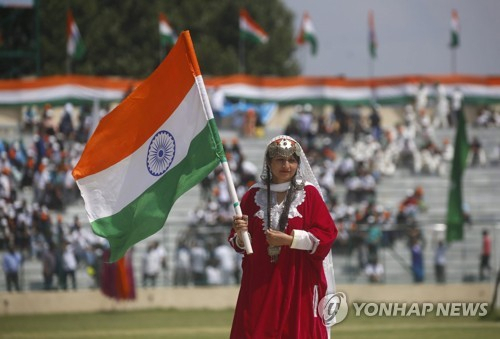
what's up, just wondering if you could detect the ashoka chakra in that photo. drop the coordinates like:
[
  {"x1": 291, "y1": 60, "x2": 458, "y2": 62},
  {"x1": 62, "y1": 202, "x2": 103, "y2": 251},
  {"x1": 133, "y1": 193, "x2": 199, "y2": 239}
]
[{"x1": 146, "y1": 130, "x2": 176, "y2": 176}]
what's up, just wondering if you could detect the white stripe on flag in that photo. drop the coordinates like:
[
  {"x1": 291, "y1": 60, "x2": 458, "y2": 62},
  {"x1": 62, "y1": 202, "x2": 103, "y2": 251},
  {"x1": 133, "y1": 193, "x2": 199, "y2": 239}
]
[{"x1": 77, "y1": 84, "x2": 207, "y2": 222}]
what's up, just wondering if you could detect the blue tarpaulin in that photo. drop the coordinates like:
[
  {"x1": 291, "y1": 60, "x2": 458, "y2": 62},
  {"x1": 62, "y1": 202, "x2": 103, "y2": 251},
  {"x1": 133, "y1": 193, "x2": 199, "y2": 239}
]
[{"x1": 219, "y1": 101, "x2": 277, "y2": 123}]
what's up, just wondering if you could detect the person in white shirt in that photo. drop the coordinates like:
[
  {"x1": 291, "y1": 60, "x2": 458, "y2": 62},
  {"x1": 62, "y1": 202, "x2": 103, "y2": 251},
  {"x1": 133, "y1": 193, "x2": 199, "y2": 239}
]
[
  {"x1": 62, "y1": 241, "x2": 77, "y2": 290},
  {"x1": 142, "y1": 240, "x2": 167, "y2": 287},
  {"x1": 174, "y1": 241, "x2": 191, "y2": 286},
  {"x1": 434, "y1": 83, "x2": 450, "y2": 129},
  {"x1": 213, "y1": 240, "x2": 237, "y2": 285},
  {"x1": 190, "y1": 241, "x2": 208, "y2": 286}
]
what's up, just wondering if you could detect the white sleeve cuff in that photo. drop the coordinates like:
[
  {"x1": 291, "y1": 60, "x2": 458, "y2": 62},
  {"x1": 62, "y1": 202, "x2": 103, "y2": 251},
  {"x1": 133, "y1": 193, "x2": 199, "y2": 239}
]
[
  {"x1": 291, "y1": 230, "x2": 320, "y2": 254},
  {"x1": 231, "y1": 233, "x2": 250, "y2": 250}
]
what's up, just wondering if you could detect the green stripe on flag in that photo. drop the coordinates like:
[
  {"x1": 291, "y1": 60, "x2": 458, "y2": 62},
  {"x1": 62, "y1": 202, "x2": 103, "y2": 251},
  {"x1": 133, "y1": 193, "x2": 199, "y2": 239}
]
[
  {"x1": 304, "y1": 33, "x2": 318, "y2": 55},
  {"x1": 450, "y1": 31, "x2": 459, "y2": 49},
  {"x1": 91, "y1": 121, "x2": 223, "y2": 262},
  {"x1": 240, "y1": 31, "x2": 265, "y2": 44},
  {"x1": 208, "y1": 118, "x2": 227, "y2": 162}
]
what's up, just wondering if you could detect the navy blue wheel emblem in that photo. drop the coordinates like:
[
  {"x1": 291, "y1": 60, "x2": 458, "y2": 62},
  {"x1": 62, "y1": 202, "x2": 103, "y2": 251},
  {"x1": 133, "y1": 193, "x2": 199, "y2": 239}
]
[{"x1": 147, "y1": 130, "x2": 176, "y2": 176}]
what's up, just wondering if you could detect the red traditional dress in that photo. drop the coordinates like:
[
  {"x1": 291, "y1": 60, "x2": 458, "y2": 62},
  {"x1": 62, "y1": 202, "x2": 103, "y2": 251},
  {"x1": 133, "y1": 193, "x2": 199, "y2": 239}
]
[{"x1": 229, "y1": 183, "x2": 338, "y2": 339}]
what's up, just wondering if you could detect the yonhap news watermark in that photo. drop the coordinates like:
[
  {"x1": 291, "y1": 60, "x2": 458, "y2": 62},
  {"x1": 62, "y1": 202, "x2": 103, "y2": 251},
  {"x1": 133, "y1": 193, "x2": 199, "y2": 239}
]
[
  {"x1": 351, "y1": 301, "x2": 489, "y2": 317},
  {"x1": 318, "y1": 292, "x2": 490, "y2": 326}
]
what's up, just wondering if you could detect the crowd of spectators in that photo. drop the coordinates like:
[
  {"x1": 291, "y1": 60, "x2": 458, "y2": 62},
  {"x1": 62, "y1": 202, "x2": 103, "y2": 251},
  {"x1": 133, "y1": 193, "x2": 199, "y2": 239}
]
[
  {"x1": 170, "y1": 137, "x2": 256, "y2": 286},
  {"x1": 171, "y1": 86, "x2": 500, "y2": 286},
  {"x1": 1, "y1": 103, "x2": 108, "y2": 291},
  {"x1": 2, "y1": 84, "x2": 500, "y2": 290}
]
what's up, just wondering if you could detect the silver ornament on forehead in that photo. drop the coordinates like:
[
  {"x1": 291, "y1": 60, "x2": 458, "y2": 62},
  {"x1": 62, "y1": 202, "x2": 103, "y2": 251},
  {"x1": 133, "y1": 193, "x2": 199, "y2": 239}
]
[
  {"x1": 259, "y1": 134, "x2": 324, "y2": 200},
  {"x1": 267, "y1": 137, "x2": 302, "y2": 159}
]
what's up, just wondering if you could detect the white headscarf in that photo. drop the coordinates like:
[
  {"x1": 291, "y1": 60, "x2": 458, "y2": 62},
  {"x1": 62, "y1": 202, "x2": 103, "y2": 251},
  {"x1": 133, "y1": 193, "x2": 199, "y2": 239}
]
[{"x1": 257, "y1": 135, "x2": 323, "y2": 198}]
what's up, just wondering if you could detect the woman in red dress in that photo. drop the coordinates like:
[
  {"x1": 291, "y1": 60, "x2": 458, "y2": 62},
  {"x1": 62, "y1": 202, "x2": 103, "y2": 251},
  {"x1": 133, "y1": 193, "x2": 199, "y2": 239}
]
[{"x1": 230, "y1": 135, "x2": 338, "y2": 338}]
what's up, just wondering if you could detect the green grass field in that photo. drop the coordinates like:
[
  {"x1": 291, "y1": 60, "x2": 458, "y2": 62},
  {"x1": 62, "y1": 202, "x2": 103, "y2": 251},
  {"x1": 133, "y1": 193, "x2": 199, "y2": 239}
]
[{"x1": 0, "y1": 309, "x2": 499, "y2": 338}]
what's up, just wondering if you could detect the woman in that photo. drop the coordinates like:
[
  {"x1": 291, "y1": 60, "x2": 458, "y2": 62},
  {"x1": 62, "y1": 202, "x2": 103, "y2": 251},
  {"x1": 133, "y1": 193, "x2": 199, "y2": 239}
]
[{"x1": 229, "y1": 135, "x2": 338, "y2": 338}]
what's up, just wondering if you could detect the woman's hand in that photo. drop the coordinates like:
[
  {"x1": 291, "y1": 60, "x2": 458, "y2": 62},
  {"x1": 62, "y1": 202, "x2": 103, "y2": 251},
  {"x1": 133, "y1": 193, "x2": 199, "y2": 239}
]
[
  {"x1": 232, "y1": 215, "x2": 249, "y2": 247},
  {"x1": 265, "y1": 229, "x2": 293, "y2": 247}
]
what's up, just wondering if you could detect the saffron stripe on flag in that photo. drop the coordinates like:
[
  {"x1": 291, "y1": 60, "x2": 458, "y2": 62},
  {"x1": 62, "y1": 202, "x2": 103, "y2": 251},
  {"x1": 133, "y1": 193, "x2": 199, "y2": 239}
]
[
  {"x1": 77, "y1": 84, "x2": 209, "y2": 222},
  {"x1": 73, "y1": 31, "x2": 226, "y2": 262},
  {"x1": 72, "y1": 34, "x2": 201, "y2": 180},
  {"x1": 91, "y1": 122, "x2": 221, "y2": 262}
]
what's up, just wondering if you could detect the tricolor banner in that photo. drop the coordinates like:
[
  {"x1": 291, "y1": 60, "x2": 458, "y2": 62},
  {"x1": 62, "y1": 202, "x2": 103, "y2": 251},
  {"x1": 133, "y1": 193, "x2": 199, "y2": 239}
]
[
  {"x1": 72, "y1": 31, "x2": 226, "y2": 262},
  {"x1": 239, "y1": 9, "x2": 268, "y2": 44},
  {"x1": 2, "y1": 75, "x2": 500, "y2": 107},
  {"x1": 67, "y1": 9, "x2": 85, "y2": 61}
]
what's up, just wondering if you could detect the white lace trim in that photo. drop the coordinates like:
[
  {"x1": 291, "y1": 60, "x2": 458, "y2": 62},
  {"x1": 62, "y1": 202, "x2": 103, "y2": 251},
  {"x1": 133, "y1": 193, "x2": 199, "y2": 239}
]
[{"x1": 254, "y1": 188, "x2": 305, "y2": 230}]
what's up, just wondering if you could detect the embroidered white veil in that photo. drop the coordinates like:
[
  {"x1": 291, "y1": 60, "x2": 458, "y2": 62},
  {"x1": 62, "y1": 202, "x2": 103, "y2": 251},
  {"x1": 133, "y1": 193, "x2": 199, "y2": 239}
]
[{"x1": 257, "y1": 135, "x2": 323, "y2": 198}]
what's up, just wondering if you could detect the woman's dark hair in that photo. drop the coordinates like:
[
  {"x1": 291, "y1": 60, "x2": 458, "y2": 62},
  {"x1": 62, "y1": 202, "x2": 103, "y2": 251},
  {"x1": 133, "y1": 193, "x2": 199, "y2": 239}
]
[{"x1": 264, "y1": 160, "x2": 301, "y2": 232}]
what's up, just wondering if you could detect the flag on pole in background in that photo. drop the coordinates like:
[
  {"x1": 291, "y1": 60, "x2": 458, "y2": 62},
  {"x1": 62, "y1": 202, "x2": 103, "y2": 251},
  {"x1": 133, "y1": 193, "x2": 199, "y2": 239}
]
[
  {"x1": 296, "y1": 12, "x2": 318, "y2": 56},
  {"x1": 368, "y1": 10, "x2": 377, "y2": 59},
  {"x1": 450, "y1": 9, "x2": 460, "y2": 49},
  {"x1": 446, "y1": 105, "x2": 469, "y2": 242},
  {"x1": 67, "y1": 9, "x2": 85, "y2": 60},
  {"x1": 72, "y1": 31, "x2": 226, "y2": 262},
  {"x1": 159, "y1": 12, "x2": 177, "y2": 47},
  {"x1": 239, "y1": 9, "x2": 269, "y2": 44}
]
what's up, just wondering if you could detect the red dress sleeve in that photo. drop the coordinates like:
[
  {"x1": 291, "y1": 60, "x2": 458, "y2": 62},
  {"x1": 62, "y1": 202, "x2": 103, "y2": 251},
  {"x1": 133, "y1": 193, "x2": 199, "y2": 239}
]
[{"x1": 300, "y1": 185, "x2": 338, "y2": 260}]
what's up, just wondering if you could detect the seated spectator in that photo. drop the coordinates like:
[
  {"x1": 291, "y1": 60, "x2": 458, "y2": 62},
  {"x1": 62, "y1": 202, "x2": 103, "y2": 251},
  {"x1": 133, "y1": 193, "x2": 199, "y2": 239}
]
[
  {"x1": 365, "y1": 257, "x2": 384, "y2": 283},
  {"x1": 475, "y1": 107, "x2": 493, "y2": 128},
  {"x1": 344, "y1": 173, "x2": 362, "y2": 204},
  {"x1": 359, "y1": 167, "x2": 377, "y2": 202},
  {"x1": 396, "y1": 187, "x2": 426, "y2": 226},
  {"x1": 418, "y1": 142, "x2": 443, "y2": 176},
  {"x1": 373, "y1": 148, "x2": 396, "y2": 177},
  {"x1": 337, "y1": 155, "x2": 355, "y2": 182},
  {"x1": 441, "y1": 138, "x2": 454, "y2": 162},
  {"x1": 493, "y1": 111, "x2": 500, "y2": 127},
  {"x1": 318, "y1": 149, "x2": 338, "y2": 202},
  {"x1": 395, "y1": 127, "x2": 419, "y2": 172}
]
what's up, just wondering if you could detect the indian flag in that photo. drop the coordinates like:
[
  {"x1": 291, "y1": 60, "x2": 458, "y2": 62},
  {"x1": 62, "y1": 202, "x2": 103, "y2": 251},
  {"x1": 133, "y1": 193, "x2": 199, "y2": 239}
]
[
  {"x1": 446, "y1": 104, "x2": 468, "y2": 242},
  {"x1": 67, "y1": 9, "x2": 85, "y2": 61},
  {"x1": 159, "y1": 12, "x2": 177, "y2": 47},
  {"x1": 72, "y1": 31, "x2": 226, "y2": 262},
  {"x1": 296, "y1": 12, "x2": 318, "y2": 55},
  {"x1": 368, "y1": 10, "x2": 377, "y2": 59},
  {"x1": 239, "y1": 9, "x2": 268, "y2": 44},
  {"x1": 450, "y1": 9, "x2": 460, "y2": 49}
]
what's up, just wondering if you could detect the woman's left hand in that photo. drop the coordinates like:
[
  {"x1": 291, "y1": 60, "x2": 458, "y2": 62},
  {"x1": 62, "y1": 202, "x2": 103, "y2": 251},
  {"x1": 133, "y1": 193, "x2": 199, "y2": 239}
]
[{"x1": 265, "y1": 229, "x2": 293, "y2": 247}]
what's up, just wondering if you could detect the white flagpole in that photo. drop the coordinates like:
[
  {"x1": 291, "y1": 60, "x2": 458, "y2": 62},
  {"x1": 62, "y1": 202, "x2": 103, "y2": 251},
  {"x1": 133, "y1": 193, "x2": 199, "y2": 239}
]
[
  {"x1": 195, "y1": 76, "x2": 253, "y2": 254},
  {"x1": 220, "y1": 161, "x2": 253, "y2": 254}
]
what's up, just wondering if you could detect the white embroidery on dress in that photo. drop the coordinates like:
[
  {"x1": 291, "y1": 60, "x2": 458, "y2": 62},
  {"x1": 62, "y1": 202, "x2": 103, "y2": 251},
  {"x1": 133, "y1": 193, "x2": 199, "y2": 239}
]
[{"x1": 254, "y1": 188, "x2": 305, "y2": 230}]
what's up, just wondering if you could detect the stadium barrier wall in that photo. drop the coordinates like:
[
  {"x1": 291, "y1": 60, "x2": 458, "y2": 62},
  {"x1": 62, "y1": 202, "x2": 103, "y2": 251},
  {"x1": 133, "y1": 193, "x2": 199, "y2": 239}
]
[{"x1": 0, "y1": 283, "x2": 494, "y2": 316}]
